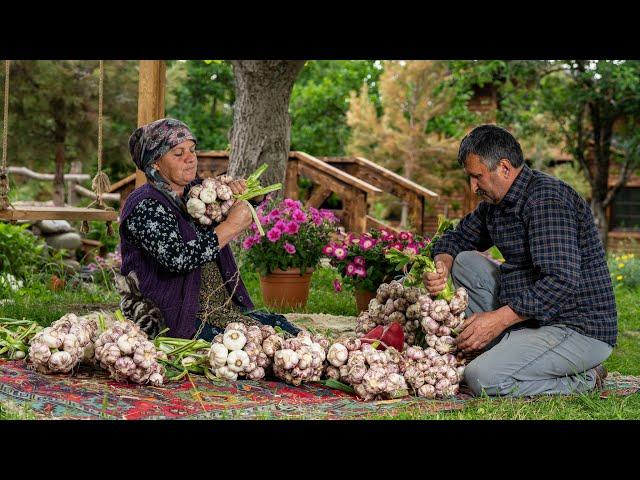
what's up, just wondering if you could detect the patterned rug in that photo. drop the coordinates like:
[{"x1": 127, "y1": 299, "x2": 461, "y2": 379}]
[{"x1": 1, "y1": 360, "x2": 638, "y2": 420}]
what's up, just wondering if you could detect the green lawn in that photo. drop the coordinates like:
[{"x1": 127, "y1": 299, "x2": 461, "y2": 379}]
[{"x1": 1, "y1": 267, "x2": 638, "y2": 420}]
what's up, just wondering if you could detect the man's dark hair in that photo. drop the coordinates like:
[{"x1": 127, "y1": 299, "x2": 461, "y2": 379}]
[{"x1": 457, "y1": 124, "x2": 525, "y2": 170}]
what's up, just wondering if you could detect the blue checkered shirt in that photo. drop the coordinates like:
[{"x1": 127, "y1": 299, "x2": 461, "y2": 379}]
[{"x1": 431, "y1": 164, "x2": 618, "y2": 346}]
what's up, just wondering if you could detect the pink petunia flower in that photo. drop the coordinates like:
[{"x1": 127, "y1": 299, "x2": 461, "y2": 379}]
[
  {"x1": 389, "y1": 242, "x2": 404, "y2": 251},
  {"x1": 283, "y1": 242, "x2": 296, "y2": 255},
  {"x1": 354, "y1": 266, "x2": 367, "y2": 278},
  {"x1": 322, "y1": 244, "x2": 334, "y2": 256},
  {"x1": 345, "y1": 263, "x2": 357, "y2": 276},
  {"x1": 333, "y1": 247, "x2": 347, "y2": 260},
  {"x1": 353, "y1": 256, "x2": 365, "y2": 267},
  {"x1": 267, "y1": 228, "x2": 282, "y2": 242},
  {"x1": 274, "y1": 220, "x2": 287, "y2": 231},
  {"x1": 268, "y1": 209, "x2": 282, "y2": 222},
  {"x1": 399, "y1": 231, "x2": 413, "y2": 242},
  {"x1": 403, "y1": 245, "x2": 419, "y2": 255},
  {"x1": 283, "y1": 198, "x2": 302, "y2": 209},
  {"x1": 333, "y1": 279, "x2": 342, "y2": 292},
  {"x1": 359, "y1": 237, "x2": 376, "y2": 251}
]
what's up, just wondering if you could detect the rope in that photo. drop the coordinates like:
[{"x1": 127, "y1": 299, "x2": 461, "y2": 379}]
[
  {"x1": 82, "y1": 60, "x2": 114, "y2": 235},
  {"x1": 1, "y1": 60, "x2": 11, "y2": 210}
]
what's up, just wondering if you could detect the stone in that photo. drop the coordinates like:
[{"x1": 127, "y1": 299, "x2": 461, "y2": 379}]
[
  {"x1": 45, "y1": 232, "x2": 83, "y2": 250},
  {"x1": 35, "y1": 220, "x2": 75, "y2": 235}
]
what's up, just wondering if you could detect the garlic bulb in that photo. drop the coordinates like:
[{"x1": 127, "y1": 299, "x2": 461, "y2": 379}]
[
  {"x1": 327, "y1": 343, "x2": 348, "y2": 367},
  {"x1": 227, "y1": 350, "x2": 250, "y2": 373},
  {"x1": 223, "y1": 329, "x2": 247, "y2": 352},
  {"x1": 186, "y1": 197, "x2": 206, "y2": 218},
  {"x1": 199, "y1": 186, "x2": 217, "y2": 204}
]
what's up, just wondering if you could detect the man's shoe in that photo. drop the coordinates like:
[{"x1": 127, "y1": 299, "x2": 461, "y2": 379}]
[{"x1": 594, "y1": 364, "x2": 608, "y2": 390}]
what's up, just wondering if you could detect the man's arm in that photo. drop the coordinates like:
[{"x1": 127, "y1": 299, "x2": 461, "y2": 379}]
[
  {"x1": 431, "y1": 203, "x2": 494, "y2": 260},
  {"x1": 507, "y1": 196, "x2": 581, "y2": 323}
]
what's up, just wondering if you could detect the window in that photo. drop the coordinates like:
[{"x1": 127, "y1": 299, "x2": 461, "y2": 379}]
[{"x1": 611, "y1": 187, "x2": 640, "y2": 230}]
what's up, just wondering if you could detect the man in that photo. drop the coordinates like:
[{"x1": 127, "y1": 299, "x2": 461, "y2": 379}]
[{"x1": 424, "y1": 124, "x2": 617, "y2": 397}]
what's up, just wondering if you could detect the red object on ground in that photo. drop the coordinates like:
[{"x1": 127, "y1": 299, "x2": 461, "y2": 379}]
[{"x1": 360, "y1": 323, "x2": 405, "y2": 351}]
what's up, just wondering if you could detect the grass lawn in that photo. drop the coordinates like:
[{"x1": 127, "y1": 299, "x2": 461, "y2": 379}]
[{"x1": 1, "y1": 266, "x2": 638, "y2": 420}]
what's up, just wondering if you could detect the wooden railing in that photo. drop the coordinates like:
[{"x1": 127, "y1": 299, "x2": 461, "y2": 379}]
[
  {"x1": 8, "y1": 164, "x2": 120, "y2": 205},
  {"x1": 194, "y1": 151, "x2": 439, "y2": 234}
]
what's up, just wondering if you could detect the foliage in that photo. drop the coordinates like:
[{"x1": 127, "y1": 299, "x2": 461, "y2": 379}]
[
  {"x1": 241, "y1": 197, "x2": 339, "y2": 276},
  {"x1": 0, "y1": 223, "x2": 47, "y2": 281},
  {"x1": 84, "y1": 220, "x2": 120, "y2": 254},
  {"x1": 324, "y1": 227, "x2": 429, "y2": 293},
  {"x1": 0, "y1": 60, "x2": 139, "y2": 182},
  {"x1": 289, "y1": 60, "x2": 382, "y2": 156},
  {"x1": 346, "y1": 60, "x2": 465, "y2": 197},
  {"x1": 86, "y1": 250, "x2": 122, "y2": 289},
  {"x1": 546, "y1": 161, "x2": 592, "y2": 199},
  {"x1": 166, "y1": 60, "x2": 235, "y2": 150},
  {"x1": 609, "y1": 252, "x2": 640, "y2": 290}
]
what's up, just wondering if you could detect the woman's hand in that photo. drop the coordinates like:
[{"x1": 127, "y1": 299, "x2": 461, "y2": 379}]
[
  {"x1": 228, "y1": 179, "x2": 247, "y2": 196},
  {"x1": 214, "y1": 201, "x2": 254, "y2": 249}
]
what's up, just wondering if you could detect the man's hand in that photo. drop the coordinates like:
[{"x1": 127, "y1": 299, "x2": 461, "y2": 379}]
[
  {"x1": 423, "y1": 260, "x2": 449, "y2": 296},
  {"x1": 455, "y1": 311, "x2": 507, "y2": 353}
]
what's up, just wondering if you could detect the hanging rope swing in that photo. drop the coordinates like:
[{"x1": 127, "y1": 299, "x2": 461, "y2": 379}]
[{"x1": 0, "y1": 59, "x2": 118, "y2": 231}]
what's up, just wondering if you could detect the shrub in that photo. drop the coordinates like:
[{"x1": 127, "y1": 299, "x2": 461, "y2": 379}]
[{"x1": 609, "y1": 253, "x2": 640, "y2": 290}]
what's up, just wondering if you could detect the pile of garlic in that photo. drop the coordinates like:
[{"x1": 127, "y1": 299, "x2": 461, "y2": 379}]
[
  {"x1": 208, "y1": 322, "x2": 275, "y2": 381},
  {"x1": 402, "y1": 345, "x2": 464, "y2": 398},
  {"x1": 324, "y1": 336, "x2": 409, "y2": 401},
  {"x1": 272, "y1": 331, "x2": 329, "y2": 386},
  {"x1": 94, "y1": 320, "x2": 165, "y2": 386},
  {"x1": 186, "y1": 175, "x2": 236, "y2": 226},
  {"x1": 355, "y1": 280, "x2": 424, "y2": 348},
  {"x1": 418, "y1": 287, "x2": 468, "y2": 356},
  {"x1": 28, "y1": 313, "x2": 98, "y2": 374}
]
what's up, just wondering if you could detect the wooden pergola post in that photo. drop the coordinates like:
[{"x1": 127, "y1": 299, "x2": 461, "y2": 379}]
[{"x1": 135, "y1": 60, "x2": 166, "y2": 188}]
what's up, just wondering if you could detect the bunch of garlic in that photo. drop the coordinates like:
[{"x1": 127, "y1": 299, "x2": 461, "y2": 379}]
[
  {"x1": 419, "y1": 287, "x2": 468, "y2": 356},
  {"x1": 272, "y1": 330, "x2": 329, "y2": 386},
  {"x1": 28, "y1": 313, "x2": 96, "y2": 374},
  {"x1": 401, "y1": 345, "x2": 464, "y2": 398},
  {"x1": 208, "y1": 322, "x2": 273, "y2": 381},
  {"x1": 186, "y1": 175, "x2": 236, "y2": 226},
  {"x1": 325, "y1": 336, "x2": 408, "y2": 401},
  {"x1": 94, "y1": 320, "x2": 165, "y2": 386},
  {"x1": 355, "y1": 280, "x2": 424, "y2": 348}
]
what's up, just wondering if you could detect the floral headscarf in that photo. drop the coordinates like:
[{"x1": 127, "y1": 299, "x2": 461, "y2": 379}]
[{"x1": 128, "y1": 118, "x2": 198, "y2": 216}]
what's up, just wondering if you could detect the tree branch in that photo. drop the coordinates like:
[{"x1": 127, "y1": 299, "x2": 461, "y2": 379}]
[{"x1": 603, "y1": 145, "x2": 640, "y2": 208}]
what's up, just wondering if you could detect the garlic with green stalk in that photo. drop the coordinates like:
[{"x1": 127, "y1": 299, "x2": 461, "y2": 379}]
[
  {"x1": 449, "y1": 287, "x2": 469, "y2": 315},
  {"x1": 48, "y1": 351, "x2": 75, "y2": 373},
  {"x1": 216, "y1": 184, "x2": 233, "y2": 201}
]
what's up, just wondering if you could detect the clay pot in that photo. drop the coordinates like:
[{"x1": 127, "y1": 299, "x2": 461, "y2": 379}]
[{"x1": 260, "y1": 268, "x2": 314, "y2": 310}]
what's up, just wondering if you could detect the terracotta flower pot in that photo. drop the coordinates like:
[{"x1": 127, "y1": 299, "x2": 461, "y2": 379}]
[
  {"x1": 355, "y1": 289, "x2": 376, "y2": 313},
  {"x1": 260, "y1": 268, "x2": 314, "y2": 310}
]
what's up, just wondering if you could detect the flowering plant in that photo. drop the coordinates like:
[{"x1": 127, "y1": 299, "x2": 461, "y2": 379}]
[
  {"x1": 242, "y1": 197, "x2": 339, "y2": 276},
  {"x1": 325, "y1": 228, "x2": 429, "y2": 293}
]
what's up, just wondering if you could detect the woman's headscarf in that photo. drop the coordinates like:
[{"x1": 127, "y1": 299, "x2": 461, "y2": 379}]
[{"x1": 128, "y1": 118, "x2": 198, "y2": 215}]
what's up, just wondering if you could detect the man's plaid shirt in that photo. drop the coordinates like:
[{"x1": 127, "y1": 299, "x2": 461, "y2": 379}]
[{"x1": 431, "y1": 164, "x2": 618, "y2": 346}]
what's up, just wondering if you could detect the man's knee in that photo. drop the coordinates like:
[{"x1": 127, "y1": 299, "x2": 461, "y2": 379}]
[{"x1": 463, "y1": 357, "x2": 516, "y2": 397}]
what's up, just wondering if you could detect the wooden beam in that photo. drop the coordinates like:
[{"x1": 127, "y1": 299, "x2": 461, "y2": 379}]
[
  {"x1": 284, "y1": 160, "x2": 299, "y2": 199},
  {"x1": 305, "y1": 185, "x2": 332, "y2": 208},
  {"x1": 366, "y1": 215, "x2": 401, "y2": 235},
  {"x1": 0, "y1": 206, "x2": 119, "y2": 222},
  {"x1": 408, "y1": 192, "x2": 424, "y2": 234},
  {"x1": 292, "y1": 152, "x2": 382, "y2": 195},
  {"x1": 136, "y1": 60, "x2": 166, "y2": 189},
  {"x1": 8, "y1": 166, "x2": 90, "y2": 182},
  {"x1": 348, "y1": 191, "x2": 368, "y2": 234},
  {"x1": 353, "y1": 156, "x2": 439, "y2": 197},
  {"x1": 298, "y1": 164, "x2": 353, "y2": 199}
]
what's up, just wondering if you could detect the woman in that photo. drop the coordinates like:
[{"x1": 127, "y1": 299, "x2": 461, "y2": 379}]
[{"x1": 118, "y1": 118, "x2": 300, "y2": 340}]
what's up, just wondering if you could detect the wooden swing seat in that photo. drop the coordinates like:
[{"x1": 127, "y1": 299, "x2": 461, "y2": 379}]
[{"x1": 0, "y1": 206, "x2": 118, "y2": 222}]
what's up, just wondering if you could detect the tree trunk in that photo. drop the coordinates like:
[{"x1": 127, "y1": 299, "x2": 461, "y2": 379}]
[
  {"x1": 228, "y1": 60, "x2": 305, "y2": 190},
  {"x1": 591, "y1": 198, "x2": 609, "y2": 250}
]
